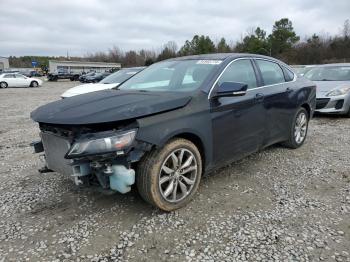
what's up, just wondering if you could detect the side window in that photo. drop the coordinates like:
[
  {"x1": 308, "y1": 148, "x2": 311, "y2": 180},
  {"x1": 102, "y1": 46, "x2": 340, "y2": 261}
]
[
  {"x1": 256, "y1": 60, "x2": 285, "y2": 85},
  {"x1": 218, "y1": 59, "x2": 257, "y2": 89},
  {"x1": 15, "y1": 74, "x2": 25, "y2": 79},
  {"x1": 4, "y1": 74, "x2": 14, "y2": 78}
]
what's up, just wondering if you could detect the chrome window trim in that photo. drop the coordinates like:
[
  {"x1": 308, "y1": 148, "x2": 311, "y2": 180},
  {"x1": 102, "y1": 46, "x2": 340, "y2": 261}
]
[{"x1": 208, "y1": 57, "x2": 297, "y2": 99}]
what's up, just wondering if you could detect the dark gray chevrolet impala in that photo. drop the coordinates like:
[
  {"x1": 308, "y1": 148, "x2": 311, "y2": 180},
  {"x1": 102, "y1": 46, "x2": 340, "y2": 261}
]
[{"x1": 31, "y1": 53, "x2": 316, "y2": 211}]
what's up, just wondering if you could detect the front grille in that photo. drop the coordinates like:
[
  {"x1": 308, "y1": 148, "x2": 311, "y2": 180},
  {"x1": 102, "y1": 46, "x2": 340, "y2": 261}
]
[
  {"x1": 40, "y1": 132, "x2": 73, "y2": 177},
  {"x1": 316, "y1": 98, "x2": 330, "y2": 109}
]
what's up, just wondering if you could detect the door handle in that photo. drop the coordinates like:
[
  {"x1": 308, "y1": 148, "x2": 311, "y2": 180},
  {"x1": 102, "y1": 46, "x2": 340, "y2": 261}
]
[{"x1": 255, "y1": 93, "x2": 264, "y2": 102}]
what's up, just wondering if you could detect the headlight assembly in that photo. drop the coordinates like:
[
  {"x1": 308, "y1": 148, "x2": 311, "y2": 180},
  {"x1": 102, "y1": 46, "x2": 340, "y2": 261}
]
[
  {"x1": 66, "y1": 129, "x2": 137, "y2": 158},
  {"x1": 326, "y1": 87, "x2": 350, "y2": 97}
]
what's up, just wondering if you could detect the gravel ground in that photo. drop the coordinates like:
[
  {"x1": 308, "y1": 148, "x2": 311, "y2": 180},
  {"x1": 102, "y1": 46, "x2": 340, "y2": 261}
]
[{"x1": 0, "y1": 80, "x2": 349, "y2": 262}]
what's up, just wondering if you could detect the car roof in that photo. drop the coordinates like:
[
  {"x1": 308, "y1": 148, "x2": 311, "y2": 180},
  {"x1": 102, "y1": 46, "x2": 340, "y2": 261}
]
[
  {"x1": 167, "y1": 53, "x2": 279, "y2": 61},
  {"x1": 122, "y1": 66, "x2": 146, "y2": 70},
  {"x1": 318, "y1": 63, "x2": 350, "y2": 67},
  {"x1": 165, "y1": 53, "x2": 292, "y2": 70}
]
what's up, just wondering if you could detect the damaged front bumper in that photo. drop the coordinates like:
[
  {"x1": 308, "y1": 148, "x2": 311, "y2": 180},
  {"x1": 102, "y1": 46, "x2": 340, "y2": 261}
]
[{"x1": 32, "y1": 129, "x2": 151, "y2": 194}]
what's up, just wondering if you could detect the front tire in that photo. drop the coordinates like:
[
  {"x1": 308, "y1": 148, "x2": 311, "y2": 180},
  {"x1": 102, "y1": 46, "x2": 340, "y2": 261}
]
[
  {"x1": 282, "y1": 107, "x2": 309, "y2": 149},
  {"x1": 0, "y1": 82, "x2": 8, "y2": 88},
  {"x1": 30, "y1": 81, "x2": 39, "y2": 88},
  {"x1": 137, "y1": 138, "x2": 202, "y2": 211}
]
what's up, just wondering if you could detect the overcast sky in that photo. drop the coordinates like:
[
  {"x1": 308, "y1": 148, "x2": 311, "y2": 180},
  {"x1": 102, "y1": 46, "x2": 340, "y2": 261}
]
[{"x1": 0, "y1": 0, "x2": 349, "y2": 57}]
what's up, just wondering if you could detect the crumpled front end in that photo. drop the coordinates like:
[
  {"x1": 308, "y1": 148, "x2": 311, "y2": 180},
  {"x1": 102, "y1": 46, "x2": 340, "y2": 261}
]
[{"x1": 32, "y1": 124, "x2": 152, "y2": 194}]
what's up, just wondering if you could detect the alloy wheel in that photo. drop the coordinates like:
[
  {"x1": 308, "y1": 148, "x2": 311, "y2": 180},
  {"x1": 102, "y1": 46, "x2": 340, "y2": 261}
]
[
  {"x1": 159, "y1": 148, "x2": 198, "y2": 203},
  {"x1": 294, "y1": 112, "x2": 307, "y2": 144}
]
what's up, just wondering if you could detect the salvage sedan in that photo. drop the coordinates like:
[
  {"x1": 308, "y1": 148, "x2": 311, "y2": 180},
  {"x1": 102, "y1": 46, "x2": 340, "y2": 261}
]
[
  {"x1": 31, "y1": 53, "x2": 316, "y2": 211},
  {"x1": 304, "y1": 63, "x2": 350, "y2": 116}
]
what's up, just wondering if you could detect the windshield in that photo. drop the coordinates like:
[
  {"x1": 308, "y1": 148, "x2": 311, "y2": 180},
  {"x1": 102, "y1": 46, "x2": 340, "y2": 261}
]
[
  {"x1": 118, "y1": 60, "x2": 222, "y2": 92},
  {"x1": 304, "y1": 66, "x2": 350, "y2": 81},
  {"x1": 293, "y1": 67, "x2": 315, "y2": 76},
  {"x1": 100, "y1": 68, "x2": 142, "y2": 84},
  {"x1": 93, "y1": 73, "x2": 103, "y2": 77}
]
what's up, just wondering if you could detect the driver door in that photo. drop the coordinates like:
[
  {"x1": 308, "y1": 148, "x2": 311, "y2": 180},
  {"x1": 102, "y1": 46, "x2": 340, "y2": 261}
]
[
  {"x1": 210, "y1": 59, "x2": 266, "y2": 166},
  {"x1": 14, "y1": 74, "x2": 28, "y2": 87}
]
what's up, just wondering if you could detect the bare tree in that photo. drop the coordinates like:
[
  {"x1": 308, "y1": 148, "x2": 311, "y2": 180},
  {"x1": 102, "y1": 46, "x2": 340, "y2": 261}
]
[{"x1": 343, "y1": 19, "x2": 350, "y2": 38}]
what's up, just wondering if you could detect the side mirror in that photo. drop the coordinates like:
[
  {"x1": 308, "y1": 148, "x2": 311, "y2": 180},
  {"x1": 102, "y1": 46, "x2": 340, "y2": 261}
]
[{"x1": 213, "y1": 82, "x2": 248, "y2": 98}]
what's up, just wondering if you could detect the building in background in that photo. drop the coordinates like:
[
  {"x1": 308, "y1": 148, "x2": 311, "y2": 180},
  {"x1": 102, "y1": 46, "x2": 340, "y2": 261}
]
[
  {"x1": 49, "y1": 60, "x2": 121, "y2": 73},
  {"x1": 0, "y1": 57, "x2": 10, "y2": 72}
]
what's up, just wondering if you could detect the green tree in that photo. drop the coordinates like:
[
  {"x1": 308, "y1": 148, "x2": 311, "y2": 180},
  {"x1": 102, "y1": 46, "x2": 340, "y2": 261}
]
[
  {"x1": 268, "y1": 18, "x2": 300, "y2": 56},
  {"x1": 179, "y1": 35, "x2": 216, "y2": 55},
  {"x1": 217, "y1": 38, "x2": 231, "y2": 53},
  {"x1": 157, "y1": 41, "x2": 178, "y2": 61},
  {"x1": 235, "y1": 27, "x2": 269, "y2": 55}
]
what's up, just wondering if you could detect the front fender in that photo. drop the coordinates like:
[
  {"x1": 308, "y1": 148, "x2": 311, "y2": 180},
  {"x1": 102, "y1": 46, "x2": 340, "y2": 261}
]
[{"x1": 135, "y1": 101, "x2": 213, "y2": 170}]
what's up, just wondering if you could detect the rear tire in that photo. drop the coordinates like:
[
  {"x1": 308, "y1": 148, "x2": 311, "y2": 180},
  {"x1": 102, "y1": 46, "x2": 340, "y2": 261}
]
[
  {"x1": 137, "y1": 138, "x2": 202, "y2": 211},
  {"x1": 282, "y1": 107, "x2": 309, "y2": 149},
  {"x1": 0, "y1": 82, "x2": 8, "y2": 88}
]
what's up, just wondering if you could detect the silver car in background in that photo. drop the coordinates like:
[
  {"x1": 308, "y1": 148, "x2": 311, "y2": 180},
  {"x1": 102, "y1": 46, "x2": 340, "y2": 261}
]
[
  {"x1": 304, "y1": 64, "x2": 350, "y2": 116},
  {"x1": 291, "y1": 65, "x2": 317, "y2": 76}
]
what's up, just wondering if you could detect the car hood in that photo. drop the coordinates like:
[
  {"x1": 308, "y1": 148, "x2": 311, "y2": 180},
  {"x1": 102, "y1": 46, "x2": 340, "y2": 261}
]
[
  {"x1": 314, "y1": 81, "x2": 350, "y2": 96},
  {"x1": 31, "y1": 89, "x2": 192, "y2": 125},
  {"x1": 61, "y1": 83, "x2": 119, "y2": 98}
]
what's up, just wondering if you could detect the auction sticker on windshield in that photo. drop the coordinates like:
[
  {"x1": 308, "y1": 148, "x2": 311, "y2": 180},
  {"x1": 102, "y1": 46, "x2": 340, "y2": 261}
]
[{"x1": 196, "y1": 60, "x2": 222, "y2": 65}]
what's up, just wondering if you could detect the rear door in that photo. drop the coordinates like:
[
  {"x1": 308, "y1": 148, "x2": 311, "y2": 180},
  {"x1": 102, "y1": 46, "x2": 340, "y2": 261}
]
[
  {"x1": 210, "y1": 59, "x2": 266, "y2": 165},
  {"x1": 2, "y1": 74, "x2": 16, "y2": 87},
  {"x1": 254, "y1": 59, "x2": 295, "y2": 145}
]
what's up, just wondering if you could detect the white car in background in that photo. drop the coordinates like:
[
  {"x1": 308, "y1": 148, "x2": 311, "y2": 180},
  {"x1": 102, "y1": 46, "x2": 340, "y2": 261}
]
[
  {"x1": 0, "y1": 73, "x2": 43, "y2": 88},
  {"x1": 61, "y1": 67, "x2": 145, "y2": 98}
]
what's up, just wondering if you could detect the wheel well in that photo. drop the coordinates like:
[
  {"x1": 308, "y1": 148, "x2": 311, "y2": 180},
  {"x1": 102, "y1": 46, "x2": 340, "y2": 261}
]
[
  {"x1": 172, "y1": 133, "x2": 205, "y2": 167},
  {"x1": 301, "y1": 103, "x2": 311, "y2": 118}
]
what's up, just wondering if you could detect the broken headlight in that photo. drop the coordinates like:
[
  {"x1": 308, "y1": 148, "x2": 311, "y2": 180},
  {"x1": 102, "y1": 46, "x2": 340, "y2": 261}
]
[{"x1": 66, "y1": 129, "x2": 137, "y2": 158}]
